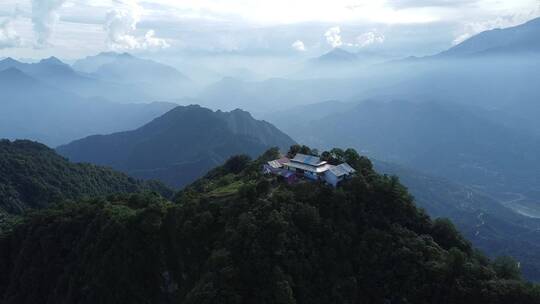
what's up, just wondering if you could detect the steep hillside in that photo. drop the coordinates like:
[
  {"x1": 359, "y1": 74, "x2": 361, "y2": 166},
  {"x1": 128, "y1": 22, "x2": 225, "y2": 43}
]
[
  {"x1": 375, "y1": 160, "x2": 540, "y2": 281},
  {"x1": 0, "y1": 148, "x2": 538, "y2": 303},
  {"x1": 0, "y1": 140, "x2": 172, "y2": 214},
  {"x1": 57, "y1": 105, "x2": 295, "y2": 188}
]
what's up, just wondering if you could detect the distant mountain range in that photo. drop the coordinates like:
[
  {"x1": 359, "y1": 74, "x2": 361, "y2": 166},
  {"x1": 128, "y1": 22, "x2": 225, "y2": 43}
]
[
  {"x1": 74, "y1": 52, "x2": 188, "y2": 82},
  {"x1": 57, "y1": 105, "x2": 295, "y2": 188},
  {"x1": 438, "y1": 17, "x2": 540, "y2": 57},
  {"x1": 73, "y1": 52, "x2": 194, "y2": 99},
  {"x1": 0, "y1": 53, "x2": 192, "y2": 103},
  {"x1": 0, "y1": 56, "x2": 150, "y2": 102},
  {"x1": 0, "y1": 66, "x2": 176, "y2": 146}
]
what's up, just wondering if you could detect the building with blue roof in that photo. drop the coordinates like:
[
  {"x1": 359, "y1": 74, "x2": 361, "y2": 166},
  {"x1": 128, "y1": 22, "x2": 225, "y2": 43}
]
[{"x1": 264, "y1": 153, "x2": 356, "y2": 187}]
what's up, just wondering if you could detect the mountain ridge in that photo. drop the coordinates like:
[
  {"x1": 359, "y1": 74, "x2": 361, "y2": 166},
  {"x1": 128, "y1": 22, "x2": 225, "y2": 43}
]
[
  {"x1": 438, "y1": 17, "x2": 540, "y2": 57},
  {"x1": 57, "y1": 105, "x2": 296, "y2": 188}
]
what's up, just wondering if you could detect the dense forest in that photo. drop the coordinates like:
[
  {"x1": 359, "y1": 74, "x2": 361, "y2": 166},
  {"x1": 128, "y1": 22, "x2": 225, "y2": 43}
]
[
  {"x1": 1, "y1": 145, "x2": 539, "y2": 303},
  {"x1": 0, "y1": 139, "x2": 172, "y2": 215}
]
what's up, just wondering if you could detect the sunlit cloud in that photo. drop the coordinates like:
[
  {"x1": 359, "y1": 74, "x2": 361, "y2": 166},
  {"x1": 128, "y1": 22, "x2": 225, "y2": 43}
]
[
  {"x1": 0, "y1": 0, "x2": 539, "y2": 57},
  {"x1": 291, "y1": 40, "x2": 306, "y2": 51},
  {"x1": 355, "y1": 30, "x2": 385, "y2": 48},
  {"x1": 105, "y1": 0, "x2": 169, "y2": 50},
  {"x1": 325, "y1": 26, "x2": 343, "y2": 48}
]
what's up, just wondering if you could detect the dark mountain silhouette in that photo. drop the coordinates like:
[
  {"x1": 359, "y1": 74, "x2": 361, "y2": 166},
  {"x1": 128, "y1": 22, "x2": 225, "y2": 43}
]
[{"x1": 57, "y1": 105, "x2": 295, "y2": 188}]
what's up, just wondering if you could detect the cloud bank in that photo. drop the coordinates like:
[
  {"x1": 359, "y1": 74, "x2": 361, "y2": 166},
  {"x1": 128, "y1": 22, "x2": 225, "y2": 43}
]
[
  {"x1": 105, "y1": 0, "x2": 169, "y2": 50},
  {"x1": 0, "y1": 18, "x2": 21, "y2": 49},
  {"x1": 31, "y1": 0, "x2": 67, "y2": 48},
  {"x1": 356, "y1": 30, "x2": 385, "y2": 48},
  {"x1": 325, "y1": 26, "x2": 343, "y2": 48}
]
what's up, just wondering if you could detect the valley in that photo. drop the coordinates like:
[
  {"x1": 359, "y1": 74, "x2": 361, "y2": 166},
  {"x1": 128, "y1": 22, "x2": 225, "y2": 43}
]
[{"x1": 2, "y1": 5, "x2": 540, "y2": 302}]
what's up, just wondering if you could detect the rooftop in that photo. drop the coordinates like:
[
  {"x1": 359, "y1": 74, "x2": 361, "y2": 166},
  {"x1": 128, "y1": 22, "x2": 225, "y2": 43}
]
[
  {"x1": 267, "y1": 157, "x2": 290, "y2": 169},
  {"x1": 284, "y1": 160, "x2": 334, "y2": 173},
  {"x1": 290, "y1": 153, "x2": 327, "y2": 167},
  {"x1": 328, "y1": 163, "x2": 356, "y2": 177}
]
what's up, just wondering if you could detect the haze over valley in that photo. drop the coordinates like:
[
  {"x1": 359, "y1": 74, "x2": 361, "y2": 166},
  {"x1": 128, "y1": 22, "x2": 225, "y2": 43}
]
[{"x1": 2, "y1": 0, "x2": 540, "y2": 302}]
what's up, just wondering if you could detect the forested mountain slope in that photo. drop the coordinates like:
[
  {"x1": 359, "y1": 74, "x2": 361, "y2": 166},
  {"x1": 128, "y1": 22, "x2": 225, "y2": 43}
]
[
  {"x1": 0, "y1": 140, "x2": 172, "y2": 214},
  {"x1": 375, "y1": 160, "x2": 540, "y2": 281},
  {"x1": 0, "y1": 148, "x2": 538, "y2": 303}
]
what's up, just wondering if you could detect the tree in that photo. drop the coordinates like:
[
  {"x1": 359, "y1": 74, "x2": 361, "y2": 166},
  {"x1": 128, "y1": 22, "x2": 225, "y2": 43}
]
[
  {"x1": 223, "y1": 155, "x2": 252, "y2": 174},
  {"x1": 432, "y1": 218, "x2": 471, "y2": 253},
  {"x1": 287, "y1": 145, "x2": 313, "y2": 158},
  {"x1": 493, "y1": 256, "x2": 522, "y2": 280},
  {"x1": 259, "y1": 147, "x2": 281, "y2": 162}
]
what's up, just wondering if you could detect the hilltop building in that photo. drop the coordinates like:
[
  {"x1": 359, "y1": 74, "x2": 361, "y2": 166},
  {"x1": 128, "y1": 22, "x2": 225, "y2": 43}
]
[{"x1": 263, "y1": 153, "x2": 356, "y2": 187}]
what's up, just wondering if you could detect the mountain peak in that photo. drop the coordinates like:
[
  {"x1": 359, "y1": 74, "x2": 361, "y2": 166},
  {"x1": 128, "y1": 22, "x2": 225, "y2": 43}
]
[
  {"x1": 315, "y1": 48, "x2": 358, "y2": 63},
  {"x1": 57, "y1": 105, "x2": 295, "y2": 188},
  {"x1": 39, "y1": 56, "x2": 67, "y2": 66},
  {"x1": 118, "y1": 52, "x2": 134, "y2": 59},
  {"x1": 329, "y1": 48, "x2": 353, "y2": 55},
  {"x1": 97, "y1": 51, "x2": 120, "y2": 57},
  {"x1": 0, "y1": 57, "x2": 21, "y2": 65}
]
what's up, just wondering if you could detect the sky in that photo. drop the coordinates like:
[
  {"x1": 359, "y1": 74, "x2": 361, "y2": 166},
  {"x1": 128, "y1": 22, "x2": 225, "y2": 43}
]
[{"x1": 0, "y1": 0, "x2": 539, "y2": 60}]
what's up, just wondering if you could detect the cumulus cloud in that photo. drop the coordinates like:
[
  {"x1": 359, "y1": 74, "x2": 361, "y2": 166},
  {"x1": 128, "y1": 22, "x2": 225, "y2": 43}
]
[
  {"x1": 0, "y1": 18, "x2": 22, "y2": 49},
  {"x1": 355, "y1": 30, "x2": 385, "y2": 48},
  {"x1": 325, "y1": 26, "x2": 343, "y2": 48},
  {"x1": 31, "y1": 0, "x2": 67, "y2": 48},
  {"x1": 291, "y1": 40, "x2": 306, "y2": 51},
  {"x1": 105, "y1": 0, "x2": 170, "y2": 50}
]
